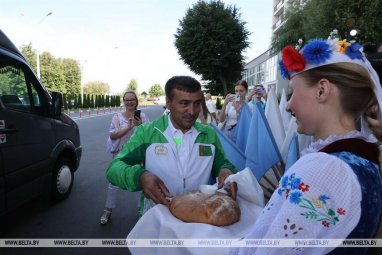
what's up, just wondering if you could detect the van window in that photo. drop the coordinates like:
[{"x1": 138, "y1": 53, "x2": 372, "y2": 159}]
[{"x1": 0, "y1": 61, "x2": 44, "y2": 113}]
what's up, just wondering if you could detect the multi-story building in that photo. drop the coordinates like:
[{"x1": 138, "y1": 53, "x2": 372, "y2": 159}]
[
  {"x1": 273, "y1": 0, "x2": 304, "y2": 33},
  {"x1": 242, "y1": 0, "x2": 304, "y2": 98},
  {"x1": 241, "y1": 50, "x2": 281, "y2": 95}
]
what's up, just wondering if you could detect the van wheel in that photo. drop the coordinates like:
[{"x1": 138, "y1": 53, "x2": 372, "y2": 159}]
[{"x1": 51, "y1": 157, "x2": 74, "y2": 202}]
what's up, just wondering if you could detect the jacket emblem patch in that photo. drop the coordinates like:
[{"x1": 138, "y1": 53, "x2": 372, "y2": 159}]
[
  {"x1": 199, "y1": 145, "x2": 212, "y2": 156},
  {"x1": 155, "y1": 145, "x2": 168, "y2": 155}
]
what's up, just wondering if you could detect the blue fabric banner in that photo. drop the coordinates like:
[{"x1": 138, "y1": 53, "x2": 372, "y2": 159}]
[
  {"x1": 285, "y1": 133, "x2": 300, "y2": 170},
  {"x1": 210, "y1": 123, "x2": 246, "y2": 170},
  {"x1": 245, "y1": 102, "x2": 282, "y2": 180},
  {"x1": 235, "y1": 103, "x2": 252, "y2": 153}
]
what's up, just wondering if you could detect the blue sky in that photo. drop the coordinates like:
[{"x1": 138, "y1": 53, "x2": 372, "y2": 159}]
[{"x1": 1, "y1": 0, "x2": 273, "y2": 93}]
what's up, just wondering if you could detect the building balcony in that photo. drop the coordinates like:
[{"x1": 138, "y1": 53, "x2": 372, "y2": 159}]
[
  {"x1": 273, "y1": 0, "x2": 284, "y2": 15},
  {"x1": 272, "y1": 19, "x2": 283, "y2": 31}
]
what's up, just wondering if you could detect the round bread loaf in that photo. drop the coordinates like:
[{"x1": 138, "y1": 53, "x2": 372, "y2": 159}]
[{"x1": 169, "y1": 190, "x2": 241, "y2": 226}]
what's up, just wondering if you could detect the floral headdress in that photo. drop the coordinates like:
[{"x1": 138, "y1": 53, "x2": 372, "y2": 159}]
[
  {"x1": 279, "y1": 29, "x2": 382, "y2": 140},
  {"x1": 279, "y1": 29, "x2": 365, "y2": 79}
]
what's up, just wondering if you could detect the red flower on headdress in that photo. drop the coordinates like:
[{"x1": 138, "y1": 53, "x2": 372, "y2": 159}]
[{"x1": 282, "y1": 45, "x2": 306, "y2": 72}]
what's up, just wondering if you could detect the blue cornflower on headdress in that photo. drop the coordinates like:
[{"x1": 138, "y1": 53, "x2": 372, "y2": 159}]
[
  {"x1": 345, "y1": 43, "x2": 363, "y2": 60},
  {"x1": 279, "y1": 60, "x2": 289, "y2": 79},
  {"x1": 301, "y1": 39, "x2": 332, "y2": 65}
]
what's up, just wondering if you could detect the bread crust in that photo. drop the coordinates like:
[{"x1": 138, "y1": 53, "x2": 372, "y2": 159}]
[{"x1": 169, "y1": 190, "x2": 241, "y2": 226}]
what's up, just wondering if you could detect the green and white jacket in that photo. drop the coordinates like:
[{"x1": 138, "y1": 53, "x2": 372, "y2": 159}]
[{"x1": 106, "y1": 114, "x2": 236, "y2": 215}]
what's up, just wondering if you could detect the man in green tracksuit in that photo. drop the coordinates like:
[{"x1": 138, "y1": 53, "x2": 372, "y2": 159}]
[{"x1": 106, "y1": 76, "x2": 237, "y2": 216}]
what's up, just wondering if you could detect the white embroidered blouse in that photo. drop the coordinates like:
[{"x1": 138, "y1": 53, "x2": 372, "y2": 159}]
[{"x1": 230, "y1": 131, "x2": 377, "y2": 255}]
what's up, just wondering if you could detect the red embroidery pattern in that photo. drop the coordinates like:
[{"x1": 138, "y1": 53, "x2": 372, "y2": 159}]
[{"x1": 278, "y1": 173, "x2": 346, "y2": 228}]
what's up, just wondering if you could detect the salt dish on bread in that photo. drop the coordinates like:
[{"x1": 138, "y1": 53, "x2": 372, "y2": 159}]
[
  {"x1": 169, "y1": 190, "x2": 241, "y2": 226},
  {"x1": 199, "y1": 184, "x2": 218, "y2": 195}
]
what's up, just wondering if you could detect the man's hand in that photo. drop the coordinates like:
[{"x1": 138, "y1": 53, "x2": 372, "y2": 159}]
[
  {"x1": 140, "y1": 171, "x2": 172, "y2": 206},
  {"x1": 217, "y1": 168, "x2": 237, "y2": 200}
]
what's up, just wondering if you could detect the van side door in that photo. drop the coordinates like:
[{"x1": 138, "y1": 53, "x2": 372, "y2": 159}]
[
  {"x1": 0, "y1": 151, "x2": 5, "y2": 215},
  {"x1": 0, "y1": 55, "x2": 54, "y2": 211}
]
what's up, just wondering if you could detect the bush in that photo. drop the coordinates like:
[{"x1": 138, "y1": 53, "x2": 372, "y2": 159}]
[{"x1": 216, "y1": 97, "x2": 222, "y2": 110}]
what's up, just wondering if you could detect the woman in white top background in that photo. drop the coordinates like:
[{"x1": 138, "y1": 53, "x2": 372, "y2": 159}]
[{"x1": 219, "y1": 79, "x2": 248, "y2": 142}]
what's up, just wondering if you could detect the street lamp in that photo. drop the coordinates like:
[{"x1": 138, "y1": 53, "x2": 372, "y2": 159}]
[
  {"x1": 80, "y1": 60, "x2": 87, "y2": 104},
  {"x1": 36, "y1": 12, "x2": 53, "y2": 79}
]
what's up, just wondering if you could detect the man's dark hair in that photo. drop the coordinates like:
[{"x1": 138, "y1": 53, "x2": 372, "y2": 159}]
[{"x1": 165, "y1": 76, "x2": 201, "y2": 99}]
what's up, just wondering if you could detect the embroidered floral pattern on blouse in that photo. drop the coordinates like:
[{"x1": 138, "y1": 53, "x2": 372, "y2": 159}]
[
  {"x1": 283, "y1": 218, "x2": 304, "y2": 237},
  {"x1": 278, "y1": 173, "x2": 346, "y2": 227}
]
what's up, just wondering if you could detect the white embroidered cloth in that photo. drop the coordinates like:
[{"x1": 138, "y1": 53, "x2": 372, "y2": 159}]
[{"x1": 127, "y1": 168, "x2": 264, "y2": 255}]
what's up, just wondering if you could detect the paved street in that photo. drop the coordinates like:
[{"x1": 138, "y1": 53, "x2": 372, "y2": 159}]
[{"x1": 0, "y1": 105, "x2": 164, "y2": 255}]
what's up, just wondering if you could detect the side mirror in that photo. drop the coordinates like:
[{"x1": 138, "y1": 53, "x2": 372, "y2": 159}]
[{"x1": 51, "y1": 92, "x2": 63, "y2": 116}]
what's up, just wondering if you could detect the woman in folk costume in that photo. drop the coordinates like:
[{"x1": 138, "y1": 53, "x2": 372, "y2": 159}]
[{"x1": 230, "y1": 30, "x2": 382, "y2": 255}]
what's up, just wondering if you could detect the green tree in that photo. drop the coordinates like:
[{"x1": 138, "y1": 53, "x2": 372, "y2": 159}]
[
  {"x1": 68, "y1": 94, "x2": 76, "y2": 109},
  {"x1": 116, "y1": 95, "x2": 121, "y2": 106},
  {"x1": 101, "y1": 95, "x2": 105, "y2": 107},
  {"x1": 77, "y1": 94, "x2": 82, "y2": 109},
  {"x1": 110, "y1": 95, "x2": 115, "y2": 107},
  {"x1": 91, "y1": 94, "x2": 95, "y2": 108},
  {"x1": 82, "y1": 94, "x2": 88, "y2": 108},
  {"x1": 94, "y1": 95, "x2": 99, "y2": 108},
  {"x1": 20, "y1": 44, "x2": 80, "y2": 96},
  {"x1": 40, "y1": 52, "x2": 66, "y2": 93},
  {"x1": 271, "y1": 0, "x2": 382, "y2": 52},
  {"x1": 61, "y1": 58, "x2": 81, "y2": 98},
  {"x1": 126, "y1": 79, "x2": 138, "y2": 92},
  {"x1": 73, "y1": 95, "x2": 77, "y2": 109},
  {"x1": 20, "y1": 43, "x2": 37, "y2": 71},
  {"x1": 63, "y1": 94, "x2": 68, "y2": 109},
  {"x1": 215, "y1": 97, "x2": 222, "y2": 110},
  {"x1": 83, "y1": 81, "x2": 109, "y2": 95},
  {"x1": 97, "y1": 95, "x2": 101, "y2": 107},
  {"x1": 175, "y1": 0, "x2": 250, "y2": 95},
  {"x1": 148, "y1": 84, "x2": 165, "y2": 98},
  {"x1": 87, "y1": 94, "x2": 91, "y2": 108},
  {"x1": 105, "y1": 95, "x2": 110, "y2": 107}
]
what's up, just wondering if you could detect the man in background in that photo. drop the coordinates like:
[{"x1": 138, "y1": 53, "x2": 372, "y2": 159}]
[{"x1": 205, "y1": 93, "x2": 218, "y2": 124}]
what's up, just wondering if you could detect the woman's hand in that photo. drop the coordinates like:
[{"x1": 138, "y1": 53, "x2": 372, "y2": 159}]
[
  {"x1": 224, "y1": 94, "x2": 234, "y2": 105},
  {"x1": 247, "y1": 90, "x2": 256, "y2": 102},
  {"x1": 217, "y1": 168, "x2": 237, "y2": 200},
  {"x1": 133, "y1": 116, "x2": 143, "y2": 126}
]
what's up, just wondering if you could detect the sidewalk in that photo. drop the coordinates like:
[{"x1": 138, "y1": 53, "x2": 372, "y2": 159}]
[{"x1": 66, "y1": 104, "x2": 150, "y2": 120}]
